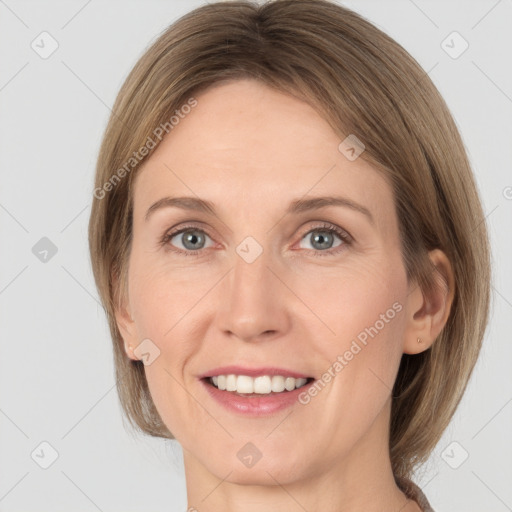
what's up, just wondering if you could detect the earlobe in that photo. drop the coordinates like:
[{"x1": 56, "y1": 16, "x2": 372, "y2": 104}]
[
  {"x1": 403, "y1": 249, "x2": 455, "y2": 355},
  {"x1": 125, "y1": 344, "x2": 138, "y2": 361}
]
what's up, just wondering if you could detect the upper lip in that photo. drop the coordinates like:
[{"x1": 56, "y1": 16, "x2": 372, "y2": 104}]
[{"x1": 198, "y1": 366, "x2": 312, "y2": 379}]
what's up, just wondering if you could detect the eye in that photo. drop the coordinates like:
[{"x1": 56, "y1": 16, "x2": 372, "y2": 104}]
[
  {"x1": 297, "y1": 222, "x2": 352, "y2": 256},
  {"x1": 160, "y1": 225, "x2": 215, "y2": 256},
  {"x1": 160, "y1": 221, "x2": 352, "y2": 257}
]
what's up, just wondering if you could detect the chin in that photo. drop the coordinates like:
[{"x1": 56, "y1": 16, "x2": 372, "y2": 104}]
[{"x1": 223, "y1": 462, "x2": 305, "y2": 486}]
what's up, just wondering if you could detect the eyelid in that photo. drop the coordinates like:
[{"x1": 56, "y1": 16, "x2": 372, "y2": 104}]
[
  {"x1": 291, "y1": 221, "x2": 353, "y2": 257},
  {"x1": 297, "y1": 221, "x2": 353, "y2": 243},
  {"x1": 159, "y1": 223, "x2": 217, "y2": 254},
  {"x1": 160, "y1": 220, "x2": 353, "y2": 256}
]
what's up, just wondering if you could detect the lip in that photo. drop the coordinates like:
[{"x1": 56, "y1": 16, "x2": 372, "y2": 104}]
[
  {"x1": 199, "y1": 375, "x2": 316, "y2": 416},
  {"x1": 198, "y1": 366, "x2": 312, "y2": 379}
]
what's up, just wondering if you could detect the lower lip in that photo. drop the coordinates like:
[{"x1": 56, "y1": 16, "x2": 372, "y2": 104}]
[{"x1": 200, "y1": 378, "x2": 314, "y2": 416}]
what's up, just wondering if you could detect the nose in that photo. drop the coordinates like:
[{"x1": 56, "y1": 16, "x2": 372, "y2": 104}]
[{"x1": 216, "y1": 247, "x2": 290, "y2": 343}]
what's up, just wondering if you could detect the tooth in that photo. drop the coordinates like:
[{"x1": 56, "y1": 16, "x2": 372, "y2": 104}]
[
  {"x1": 236, "y1": 375, "x2": 254, "y2": 393},
  {"x1": 217, "y1": 375, "x2": 227, "y2": 390},
  {"x1": 271, "y1": 375, "x2": 285, "y2": 392},
  {"x1": 295, "y1": 378, "x2": 307, "y2": 389},
  {"x1": 254, "y1": 376, "x2": 272, "y2": 394},
  {"x1": 211, "y1": 374, "x2": 309, "y2": 393},
  {"x1": 226, "y1": 374, "x2": 237, "y2": 391},
  {"x1": 284, "y1": 377, "x2": 296, "y2": 391}
]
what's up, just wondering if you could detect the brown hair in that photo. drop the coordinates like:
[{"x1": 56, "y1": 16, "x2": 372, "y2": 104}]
[{"x1": 88, "y1": 0, "x2": 491, "y2": 481}]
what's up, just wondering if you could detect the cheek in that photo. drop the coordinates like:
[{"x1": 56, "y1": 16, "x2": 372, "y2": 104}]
[
  {"x1": 128, "y1": 263, "x2": 205, "y2": 440},
  {"x1": 126, "y1": 254, "x2": 204, "y2": 409},
  {"x1": 128, "y1": 247, "x2": 213, "y2": 339},
  {"x1": 311, "y1": 254, "x2": 408, "y2": 405},
  {"x1": 316, "y1": 253, "x2": 407, "y2": 343}
]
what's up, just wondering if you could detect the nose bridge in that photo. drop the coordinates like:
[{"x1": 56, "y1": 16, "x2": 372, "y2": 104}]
[
  {"x1": 232, "y1": 243, "x2": 269, "y2": 294},
  {"x1": 217, "y1": 237, "x2": 287, "y2": 341},
  {"x1": 230, "y1": 241, "x2": 274, "y2": 311}
]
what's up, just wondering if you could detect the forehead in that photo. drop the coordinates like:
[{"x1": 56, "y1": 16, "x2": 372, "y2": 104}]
[{"x1": 133, "y1": 79, "x2": 395, "y2": 228}]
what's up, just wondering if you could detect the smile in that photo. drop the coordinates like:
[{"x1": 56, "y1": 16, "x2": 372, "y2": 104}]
[
  {"x1": 200, "y1": 371, "x2": 316, "y2": 416},
  {"x1": 210, "y1": 374, "x2": 311, "y2": 395}
]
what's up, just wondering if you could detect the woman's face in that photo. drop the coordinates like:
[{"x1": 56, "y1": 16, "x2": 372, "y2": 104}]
[{"x1": 118, "y1": 78, "x2": 417, "y2": 486}]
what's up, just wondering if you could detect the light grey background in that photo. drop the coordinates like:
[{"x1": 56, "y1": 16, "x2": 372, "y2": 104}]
[{"x1": 1, "y1": 0, "x2": 511, "y2": 510}]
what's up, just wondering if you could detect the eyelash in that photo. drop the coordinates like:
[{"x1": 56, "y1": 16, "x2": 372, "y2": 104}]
[{"x1": 159, "y1": 222, "x2": 353, "y2": 258}]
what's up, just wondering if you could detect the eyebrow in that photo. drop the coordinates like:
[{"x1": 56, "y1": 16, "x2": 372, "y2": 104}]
[{"x1": 144, "y1": 195, "x2": 374, "y2": 225}]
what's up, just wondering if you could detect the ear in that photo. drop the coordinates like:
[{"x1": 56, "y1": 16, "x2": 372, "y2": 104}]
[
  {"x1": 403, "y1": 249, "x2": 455, "y2": 354},
  {"x1": 113, "y1": 272, "x2": 140, "y2": 362}
]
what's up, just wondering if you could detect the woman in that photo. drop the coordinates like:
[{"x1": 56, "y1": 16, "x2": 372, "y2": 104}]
[{"x1": 88, "y1": 1, "x2": 491, "y2": 510}]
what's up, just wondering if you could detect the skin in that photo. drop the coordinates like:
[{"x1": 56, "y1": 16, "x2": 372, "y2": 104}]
[{"x1": 116, "y1": 78, "x2": 454, "y2": 512}]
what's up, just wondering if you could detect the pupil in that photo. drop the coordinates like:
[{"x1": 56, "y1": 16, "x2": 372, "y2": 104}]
[
  {"x1": 184, "y1": 231, "x2": 203, "y2": 249},
  {"x1": 313, "y1": 231, "x2": 332, "y2": 250}
]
